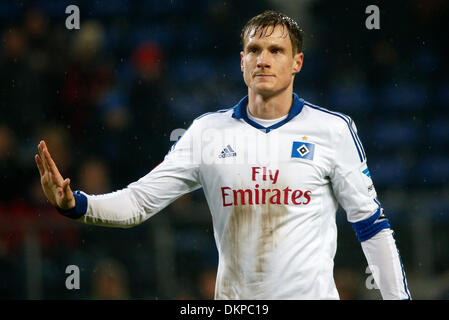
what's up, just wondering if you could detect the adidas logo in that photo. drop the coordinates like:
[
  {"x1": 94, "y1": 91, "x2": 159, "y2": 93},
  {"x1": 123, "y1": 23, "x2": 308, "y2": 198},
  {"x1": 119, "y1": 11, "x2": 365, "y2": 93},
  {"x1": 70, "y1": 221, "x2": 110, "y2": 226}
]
[{"x1": 219, "y1": 145, "x2": 237, "y2": 158}]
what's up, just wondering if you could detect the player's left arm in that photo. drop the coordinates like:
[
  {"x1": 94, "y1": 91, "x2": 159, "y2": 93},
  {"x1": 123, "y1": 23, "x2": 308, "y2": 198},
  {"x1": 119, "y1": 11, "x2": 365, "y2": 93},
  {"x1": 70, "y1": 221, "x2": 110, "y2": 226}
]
[{"x1": 330, "y1": 117, "x2": 411, "y2": 300}]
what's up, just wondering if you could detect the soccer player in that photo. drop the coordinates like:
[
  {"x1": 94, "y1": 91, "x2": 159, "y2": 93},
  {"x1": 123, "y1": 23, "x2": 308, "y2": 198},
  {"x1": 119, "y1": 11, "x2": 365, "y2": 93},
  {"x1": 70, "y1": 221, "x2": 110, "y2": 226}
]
[{"x1": 35, "y1": 11, "x2": 411, "y2": 299}]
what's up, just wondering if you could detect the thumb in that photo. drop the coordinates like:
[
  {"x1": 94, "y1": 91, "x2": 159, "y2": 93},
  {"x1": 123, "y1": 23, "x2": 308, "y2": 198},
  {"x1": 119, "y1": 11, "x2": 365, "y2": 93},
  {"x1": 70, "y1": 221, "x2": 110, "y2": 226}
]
[{"x1": 63, "y1": 178, "x2": 72, "y2": 197}]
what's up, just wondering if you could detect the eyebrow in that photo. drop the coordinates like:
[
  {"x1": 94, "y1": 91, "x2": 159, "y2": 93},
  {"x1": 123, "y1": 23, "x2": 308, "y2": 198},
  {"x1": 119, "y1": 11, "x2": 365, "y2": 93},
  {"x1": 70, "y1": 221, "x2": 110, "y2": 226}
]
[{"x1": 246, "y1": 43, "x2": 286, "y2": 51}]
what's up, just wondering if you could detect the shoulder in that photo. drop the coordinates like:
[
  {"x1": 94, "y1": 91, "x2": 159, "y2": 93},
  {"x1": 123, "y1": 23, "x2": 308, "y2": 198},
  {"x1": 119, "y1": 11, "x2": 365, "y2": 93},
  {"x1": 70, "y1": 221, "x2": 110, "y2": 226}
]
[
  {"x1": 301, "y1": 99, "x2": 366, "y2": 161},
  {"x1": 301, "y1": 100, "x2": 355, "y2": 133},
  {"x1": 177, "y1": 106, "x2": 236, "y2": 138},
  {"x1": 194, "y1": 107, "x2": 234, "y2": 121},
  {"x1": 191, "y1": 107, "x2": 236, "y2": 128}
]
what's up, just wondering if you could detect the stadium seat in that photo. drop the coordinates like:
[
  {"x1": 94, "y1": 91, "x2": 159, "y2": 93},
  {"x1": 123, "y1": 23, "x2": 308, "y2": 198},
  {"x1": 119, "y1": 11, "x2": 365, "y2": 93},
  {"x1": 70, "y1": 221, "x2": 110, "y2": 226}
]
[
  {"x1": 428, "y1": 117, "x2": 449, "y2": 145},
  {"x1": 437, "y1": 82, "x2": 449, "y2": 106},
  {"x1": 169, "y1": 57, "x2": 217, "y2": 83},
  {"x1": 128, "y1": 25, "x2": 176, "y2": 50},
  {"x1": 379, "y1": 82, "x2": 429, "y2": 112},
  {"x1": 0, "y1": 2, "x2": 20, "y2": 20},
  {"x1": 87, "y1": 0, "x2": 131, "y2": 17},
  {"x1": 36, "y1": 0, "x2": 81, "y2": 18},
  {"x1": 415, "y1": 48, "x2": 440, "y2": 74},
  {"x1": 368, "y1": 120, "x2": 420, "y2": 150},
  {"x1": 368, "y1": 157, "x2": 411, "y2": 187},
  {"x1": 140, "y1": 0, "x2": 187, "y2": 15},
  {"x1": 418, "y1": 156, "x2": 449, "y2": 185},
  {"x1": 329, "y1": 81, "x2": 373, "y2": 113}
]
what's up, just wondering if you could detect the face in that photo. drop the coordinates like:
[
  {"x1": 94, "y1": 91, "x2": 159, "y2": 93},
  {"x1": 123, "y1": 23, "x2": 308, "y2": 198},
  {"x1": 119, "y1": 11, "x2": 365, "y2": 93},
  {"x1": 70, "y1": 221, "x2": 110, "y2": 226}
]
[{"x1": 240, "y1": 25, "x2": 304, "y2": 98}]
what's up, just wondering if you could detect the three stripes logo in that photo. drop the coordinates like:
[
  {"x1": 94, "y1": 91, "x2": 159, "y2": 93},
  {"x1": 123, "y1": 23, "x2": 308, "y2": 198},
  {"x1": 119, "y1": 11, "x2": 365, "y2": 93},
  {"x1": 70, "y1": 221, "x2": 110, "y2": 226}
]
[
  {"x1": 361, "y1": 164, "x2": 376, "y2": 196},
  {"x1": 219, "y1": 145, "x2": 237, "y2": 158},
  {"x1": 362, "y1": 168, "x2": 371, "y2": 178}
]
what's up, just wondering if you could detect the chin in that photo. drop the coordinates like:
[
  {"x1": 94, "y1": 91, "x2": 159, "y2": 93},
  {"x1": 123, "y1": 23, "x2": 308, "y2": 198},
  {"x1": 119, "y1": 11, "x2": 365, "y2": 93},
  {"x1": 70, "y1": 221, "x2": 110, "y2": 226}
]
[
  {"x1": 253, "y1": 82, "x2": 274, "y2": 91},
  {"x1": 252, "y1": 85, "x2": 278, "y2": 97}
]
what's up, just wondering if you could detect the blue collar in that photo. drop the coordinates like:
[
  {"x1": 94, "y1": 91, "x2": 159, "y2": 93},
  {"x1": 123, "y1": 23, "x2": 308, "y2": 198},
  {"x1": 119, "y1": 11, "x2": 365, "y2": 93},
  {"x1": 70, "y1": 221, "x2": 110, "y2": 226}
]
[{"x1": 231, "y1": 93, "x2": 304, "y2": 133}]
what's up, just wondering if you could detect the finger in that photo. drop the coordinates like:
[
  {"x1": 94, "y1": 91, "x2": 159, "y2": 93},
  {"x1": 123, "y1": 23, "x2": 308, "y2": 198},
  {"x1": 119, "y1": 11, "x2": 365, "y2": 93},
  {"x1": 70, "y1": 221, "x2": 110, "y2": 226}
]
[
  {"x1": 63, "y1": 178, "x2": 72, "y2": 196},
  {"x1": 35, "y1": 154, "x2": 45, "y2": 176},
  {"x1": 42, "y1": 141, "x2": 58, "y2": 174},
  {"x1": 50, "y1": 170, "x2": 63, "y2": 187},
  {"x1": 43, "y1": 145, "x2": 61, "y2": 177},
  {"x1": 57, "y1": 186, "x2": 64, "y2": 198},
  {"x1": 38, "y1": 141, "x2": 50, "y2": 172},
  {"x1": 57, "y1": 179, "x2": 72, "y2": 202}
]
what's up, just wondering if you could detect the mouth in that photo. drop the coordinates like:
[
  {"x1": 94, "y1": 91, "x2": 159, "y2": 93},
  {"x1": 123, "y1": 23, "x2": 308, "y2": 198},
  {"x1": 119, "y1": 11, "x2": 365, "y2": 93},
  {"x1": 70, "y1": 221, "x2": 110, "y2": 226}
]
[{"x1": 254, "y1": 74, "x2": 275, "y2": 78}]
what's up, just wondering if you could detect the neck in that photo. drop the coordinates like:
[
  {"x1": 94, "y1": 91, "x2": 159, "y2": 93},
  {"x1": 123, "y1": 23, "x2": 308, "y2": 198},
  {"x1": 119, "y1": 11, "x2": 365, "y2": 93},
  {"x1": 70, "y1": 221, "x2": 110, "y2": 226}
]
[{"x1": 247, "y1": 88, "x2": 294, "y2": 120}]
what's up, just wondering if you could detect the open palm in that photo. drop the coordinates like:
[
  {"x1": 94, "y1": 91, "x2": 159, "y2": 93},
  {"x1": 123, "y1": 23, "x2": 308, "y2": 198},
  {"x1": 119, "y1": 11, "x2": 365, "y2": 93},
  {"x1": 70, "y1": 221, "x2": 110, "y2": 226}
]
[{"x1": 35, "y1": 140, "x2": 75, "y2": 210}]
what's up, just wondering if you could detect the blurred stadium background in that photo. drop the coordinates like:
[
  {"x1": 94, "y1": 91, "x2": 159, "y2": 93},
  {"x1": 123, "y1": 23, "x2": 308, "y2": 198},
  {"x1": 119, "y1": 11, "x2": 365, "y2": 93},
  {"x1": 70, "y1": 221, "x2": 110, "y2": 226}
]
[{"x1": 0, "y1": 0, "x2": 448, "y2": 299}]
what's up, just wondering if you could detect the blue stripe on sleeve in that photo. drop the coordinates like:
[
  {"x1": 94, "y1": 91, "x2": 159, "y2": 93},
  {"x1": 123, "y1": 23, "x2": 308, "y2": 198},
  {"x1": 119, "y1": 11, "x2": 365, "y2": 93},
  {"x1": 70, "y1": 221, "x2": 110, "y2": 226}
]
[
  {"x1": 351, "y1": 207, "x2": 391, "y2": 242},
  {"x1": 56, "y1": 190, "x2": 88, "y2": 219},
  {"x1": 348, "y1": 118, "x2": 366, "y2": 160},
  {"x1": 397, "y1": 249, "x2": 412, "y2": 299}
]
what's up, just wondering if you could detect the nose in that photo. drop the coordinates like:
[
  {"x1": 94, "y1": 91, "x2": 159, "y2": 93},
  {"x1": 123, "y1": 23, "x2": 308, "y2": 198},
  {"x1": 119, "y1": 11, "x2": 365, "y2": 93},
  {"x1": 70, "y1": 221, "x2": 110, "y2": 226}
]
[{"x1": 256, "y1": 50, "x2": 271, "y2": 69}]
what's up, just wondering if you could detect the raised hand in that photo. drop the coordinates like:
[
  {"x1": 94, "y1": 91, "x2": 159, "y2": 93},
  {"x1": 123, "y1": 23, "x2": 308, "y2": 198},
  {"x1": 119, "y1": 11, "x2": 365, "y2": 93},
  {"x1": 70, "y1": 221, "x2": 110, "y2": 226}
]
[{"x1": 35, "y1": 140, "x2": 75, "y2": 210}]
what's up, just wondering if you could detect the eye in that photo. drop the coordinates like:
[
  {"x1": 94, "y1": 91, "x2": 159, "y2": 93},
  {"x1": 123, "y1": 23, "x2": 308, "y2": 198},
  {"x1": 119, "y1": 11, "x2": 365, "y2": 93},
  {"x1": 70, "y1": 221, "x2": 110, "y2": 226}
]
[
  {"x1": 250, "y1": 48, "x2": 258, "y2": 53},
  {"x1": 272, "y1": 48, "x2": 280, "y2": 54}
]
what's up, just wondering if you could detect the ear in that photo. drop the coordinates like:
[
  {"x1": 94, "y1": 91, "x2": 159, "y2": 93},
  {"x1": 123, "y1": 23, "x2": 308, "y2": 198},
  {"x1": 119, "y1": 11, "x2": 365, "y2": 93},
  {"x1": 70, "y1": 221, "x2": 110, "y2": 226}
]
[
  {"x1": 240, "y1": 51, "x2": 244, "y2": 72},
  {"x1": 292, "y1": 52, "x2": 304, "y2": 74}
]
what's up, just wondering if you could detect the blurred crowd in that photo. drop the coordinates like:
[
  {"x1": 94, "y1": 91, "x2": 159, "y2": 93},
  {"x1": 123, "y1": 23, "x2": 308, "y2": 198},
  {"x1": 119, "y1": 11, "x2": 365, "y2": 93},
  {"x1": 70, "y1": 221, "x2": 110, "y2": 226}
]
[{"x1": 0, "y1": 0, "x2": 448, "y2": 299}]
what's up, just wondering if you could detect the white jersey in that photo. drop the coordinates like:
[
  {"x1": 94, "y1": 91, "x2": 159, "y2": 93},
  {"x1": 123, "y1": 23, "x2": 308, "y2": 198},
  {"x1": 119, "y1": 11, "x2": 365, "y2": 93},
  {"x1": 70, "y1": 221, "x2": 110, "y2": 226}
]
[{"x1": 65, "y1": 93, "x2": 411, "y2": 299}]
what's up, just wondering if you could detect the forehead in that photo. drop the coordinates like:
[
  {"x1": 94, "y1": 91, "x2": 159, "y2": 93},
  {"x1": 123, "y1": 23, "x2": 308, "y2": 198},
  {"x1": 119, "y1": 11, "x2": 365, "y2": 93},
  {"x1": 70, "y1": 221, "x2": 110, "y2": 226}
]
[{"x1": 244, "y1": 24, "x2": 291, "y2": 47}]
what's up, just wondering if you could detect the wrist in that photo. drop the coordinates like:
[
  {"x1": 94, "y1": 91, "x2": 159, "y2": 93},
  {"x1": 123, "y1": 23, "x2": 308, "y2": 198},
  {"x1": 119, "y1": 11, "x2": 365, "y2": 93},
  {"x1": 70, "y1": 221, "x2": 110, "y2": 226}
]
[
  {"x1": 56, "y1": 191, "x2": 88, "y2": 219},
  {"x1": 57, "y1": 198, "x2": 75, "y2": 210}
]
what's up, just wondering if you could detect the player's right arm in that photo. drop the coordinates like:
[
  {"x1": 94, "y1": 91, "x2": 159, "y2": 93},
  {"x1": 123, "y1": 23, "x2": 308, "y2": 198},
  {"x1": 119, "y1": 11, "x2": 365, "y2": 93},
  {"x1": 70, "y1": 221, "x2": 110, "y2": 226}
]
[{"x1": 35, "y1": 121, "x2": 202, "y2": 228}]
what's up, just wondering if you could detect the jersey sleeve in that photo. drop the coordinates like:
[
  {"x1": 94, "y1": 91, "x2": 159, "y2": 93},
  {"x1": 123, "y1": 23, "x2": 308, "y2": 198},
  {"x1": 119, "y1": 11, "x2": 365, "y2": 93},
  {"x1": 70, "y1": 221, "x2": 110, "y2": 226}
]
[
  {"x1": 330, "y1": 117, "x2": 392, "y2": 242},
  {"x1": 329, "y1": 117, "x2": 382, "y2": 227},
  {"x1": 68, "y1": 120, "x2": 202, "y2": 228}
]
